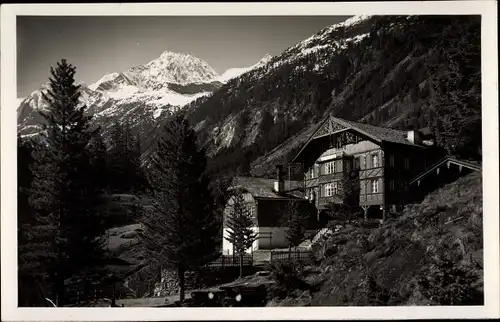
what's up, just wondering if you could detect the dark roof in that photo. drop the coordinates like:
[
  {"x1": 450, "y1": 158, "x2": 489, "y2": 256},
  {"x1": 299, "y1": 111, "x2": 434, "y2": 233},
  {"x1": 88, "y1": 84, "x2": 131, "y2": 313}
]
[
  {"x1": 292, "y1": 115, "x2": 425, "y2": 166},
  {"x1": 408, "y1": 156, "x2": 482, "y2": 185},
  {"x1": 231, "y1": 176, "x2": 304, "y2": 199},
  {"x1": 330, "y1": 117, "x2": 422, "y2": 147}
]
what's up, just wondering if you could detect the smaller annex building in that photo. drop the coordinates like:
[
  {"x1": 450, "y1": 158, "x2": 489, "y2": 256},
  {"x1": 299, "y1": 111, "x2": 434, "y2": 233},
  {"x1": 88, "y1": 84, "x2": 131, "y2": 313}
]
[{"x1": 222, "y1": 167, "x2": 321, "y2": 255}]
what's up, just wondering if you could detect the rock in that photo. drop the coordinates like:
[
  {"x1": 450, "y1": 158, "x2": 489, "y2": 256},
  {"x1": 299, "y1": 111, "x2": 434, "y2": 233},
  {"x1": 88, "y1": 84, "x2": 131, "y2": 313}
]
[
  {"x1": 324, "y1": 244, "x2": 338, "y2": 257},
  {"x1": 120, "y1": 231, "x2": 137, "y2": 239},
  {"x1": 363, "y1": 251, "x2": 383, "y2": 265},
  {"x1": 368, "y1": 229, "x2": 381, "y2": 245}
]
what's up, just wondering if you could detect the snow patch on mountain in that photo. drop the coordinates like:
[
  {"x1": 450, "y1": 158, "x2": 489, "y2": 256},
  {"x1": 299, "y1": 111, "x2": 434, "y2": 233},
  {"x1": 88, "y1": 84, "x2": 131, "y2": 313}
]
[
  {"x1": 218, "y1": 54, "x2": 273, "y2": 83},
  {"x1": 298, "y1": 15, "x2": 370, "y2": 50},
  {"x1": 149, "y1": 91, "x2": 211, "y2": 109}
]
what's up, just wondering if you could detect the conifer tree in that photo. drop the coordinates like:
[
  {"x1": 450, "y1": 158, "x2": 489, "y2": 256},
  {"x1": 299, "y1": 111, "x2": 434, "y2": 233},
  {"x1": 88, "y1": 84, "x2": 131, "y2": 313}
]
[
  {"x1": 18, "y1": 134, "x2": 35, "y2": 225},
  {"x1": 29, "y1": 59, "x2": 105, "y2": 306},
  {"x1": 140, "y1": 111, "x2": 221, "y2": 302},
  {"x1": 17, "y1": 135, "x2": 55, "y2": 306},
  {"x1": 108, "y1": 122, "x2": 128, "y2": 192},
  {"x1": 285, "y1": 201, "x2": 305, "y2": 251},
  {"x1": 224, "y1": 188, "x2": 257, "y2": 277},
  {"x1": 88, "y1": 131, "x2": 109, "y2": 192}
]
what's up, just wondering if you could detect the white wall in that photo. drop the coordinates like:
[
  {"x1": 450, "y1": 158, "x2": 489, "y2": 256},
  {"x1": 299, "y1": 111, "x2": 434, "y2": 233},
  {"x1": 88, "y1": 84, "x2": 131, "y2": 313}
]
[
  {"x1": 256, "y1": 227, "x2": 319, "y2": 250},
  {"x1": 223, "y1": 226, "x2": 320, "y2": 254},
  {"x1": 222, "y1": 226, "x2": 259, "y2": 255}
]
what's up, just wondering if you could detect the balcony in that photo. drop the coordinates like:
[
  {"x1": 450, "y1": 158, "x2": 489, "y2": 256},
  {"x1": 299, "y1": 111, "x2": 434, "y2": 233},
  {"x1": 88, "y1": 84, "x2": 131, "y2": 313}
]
[
  {"x1": 304, "y1": 172, "x2": 344, "y2": 188},
  {"x1": 360, "y1": 166, "x2": 384, "y2": 179},
  {"x1": 359, "y1": 193, "x2": 383, "y2": 206}
]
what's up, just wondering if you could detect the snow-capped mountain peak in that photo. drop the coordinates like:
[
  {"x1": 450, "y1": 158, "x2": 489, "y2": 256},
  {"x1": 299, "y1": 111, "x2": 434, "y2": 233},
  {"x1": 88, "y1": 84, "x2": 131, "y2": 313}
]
[{"x1": 129, "y1": 50, "x2": 220, "y2": 88}]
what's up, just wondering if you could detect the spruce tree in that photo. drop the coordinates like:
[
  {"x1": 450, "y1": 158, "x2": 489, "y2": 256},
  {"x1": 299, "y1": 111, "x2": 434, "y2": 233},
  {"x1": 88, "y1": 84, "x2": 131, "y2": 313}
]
[
  {"x1": 107, "y1": 122, "x2": 128, "y2": 192},
  {"x1": 285, "y1": 202, "x2": 305, "y2": 251},
  {"x1": 140, "y1": 111, "x2": 221, "y2": 302},
  {"x1": 17, "y1": 135, "x2": 55, "y2": 306},
  {"x1": 29, "y1": 59, "x2": 105, "y2": 306},
  {"x1": 18, "y1": 134, "x2": 35, "y2": 225},
  {"x1": 224, "y1": 188, "x2": 257, "y2": 277},
  {"x1": 88, "y1": 131, "x2": 108, "y2": 193}
]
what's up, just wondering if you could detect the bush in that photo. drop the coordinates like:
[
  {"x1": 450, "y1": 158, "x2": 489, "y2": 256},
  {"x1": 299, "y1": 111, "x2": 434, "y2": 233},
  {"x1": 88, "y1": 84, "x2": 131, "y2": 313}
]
[
  {"x1": 266, "y1": 261, "x2": 309, "y2": 299},
  {"x1": 414, "y1": 258, "x2": 483, "y2": 305}
]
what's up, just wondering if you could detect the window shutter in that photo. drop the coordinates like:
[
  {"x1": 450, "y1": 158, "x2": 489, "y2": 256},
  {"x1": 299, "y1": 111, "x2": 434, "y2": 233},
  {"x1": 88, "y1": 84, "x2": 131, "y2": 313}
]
[
  {"x1": 379, "y1": 178, "x2": 384, "y2": 193},
  {"x1": 366, "y1": 153, "x2": 371, "y2": 169}
]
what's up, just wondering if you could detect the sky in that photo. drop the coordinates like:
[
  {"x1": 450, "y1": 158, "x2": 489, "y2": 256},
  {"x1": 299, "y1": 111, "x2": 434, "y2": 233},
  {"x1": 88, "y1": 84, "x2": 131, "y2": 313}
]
[{"x1": 17, "y1": 15, "x2": 350, "y2": 98}]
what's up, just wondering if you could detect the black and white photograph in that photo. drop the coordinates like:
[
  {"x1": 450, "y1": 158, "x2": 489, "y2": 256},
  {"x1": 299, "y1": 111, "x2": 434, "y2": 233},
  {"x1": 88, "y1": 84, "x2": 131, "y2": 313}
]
[{"x1": 1, "y1": 1, "x2": 499, "y2": 321}]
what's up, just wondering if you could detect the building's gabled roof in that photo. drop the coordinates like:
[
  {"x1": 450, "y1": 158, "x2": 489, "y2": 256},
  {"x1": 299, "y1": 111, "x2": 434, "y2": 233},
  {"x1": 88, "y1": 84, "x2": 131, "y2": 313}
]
[
  {"x1": 231, "y1": 176, "x2": 304, "y2": 199},
  {"x1": 330, "y1": 116, "x2": 422, "y2": 147},
  {"x1": 408, "y1": 156, "x2": 482, "y2": 185},
  {"x1": 292, "y1": 115, "x2": 428, "y2": 165}
]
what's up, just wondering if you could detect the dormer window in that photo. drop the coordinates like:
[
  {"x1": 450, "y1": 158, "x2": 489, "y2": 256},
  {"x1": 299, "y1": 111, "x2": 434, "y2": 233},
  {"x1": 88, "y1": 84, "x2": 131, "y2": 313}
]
[
  {"x1": 325, "y1": 161, "x2": 336, "y2": 174},
  {"x1": 372, "y1": 154, "x2": 379, "y2": 168}
]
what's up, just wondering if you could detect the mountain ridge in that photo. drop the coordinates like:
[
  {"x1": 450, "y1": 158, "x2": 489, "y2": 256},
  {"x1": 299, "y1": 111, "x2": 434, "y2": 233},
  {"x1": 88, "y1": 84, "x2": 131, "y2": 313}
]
[{"x1": 17, "y1": 50, "x2": 267, "y2": 139}]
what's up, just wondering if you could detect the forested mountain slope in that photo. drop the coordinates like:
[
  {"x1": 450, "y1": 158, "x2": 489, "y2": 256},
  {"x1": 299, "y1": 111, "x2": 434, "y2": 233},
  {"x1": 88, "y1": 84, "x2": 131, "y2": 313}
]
[{"x1": 184, "y1": 15, "x2": 480, "y2": 178}]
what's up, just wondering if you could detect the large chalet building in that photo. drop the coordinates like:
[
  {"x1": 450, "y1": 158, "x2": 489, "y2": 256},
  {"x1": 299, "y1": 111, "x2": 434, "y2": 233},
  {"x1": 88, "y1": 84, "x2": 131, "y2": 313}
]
[
  {"x1": 222, "y1": 115, "x2": 481, "y2": 254},
  {"x1": 291, "y1": 115, "x2": 444, "y2": 220}
]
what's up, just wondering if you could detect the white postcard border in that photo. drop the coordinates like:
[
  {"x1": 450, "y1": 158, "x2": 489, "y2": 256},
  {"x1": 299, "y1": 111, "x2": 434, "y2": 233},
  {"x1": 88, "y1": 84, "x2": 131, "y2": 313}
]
[{"x1": 1, "y1": 1, "x2": 498, "y2": 321}]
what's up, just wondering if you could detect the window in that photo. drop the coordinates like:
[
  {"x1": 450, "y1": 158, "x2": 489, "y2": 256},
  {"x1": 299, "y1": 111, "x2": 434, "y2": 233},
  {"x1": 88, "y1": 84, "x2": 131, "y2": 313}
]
[
  {"x1": 404, "y1": 158, "x2": 410, "y2": 170},
  {"x1": 389, "y1": 154, "x2": 395, "y2": 167},
  {"x1": 325, "y1": 161, "x2": 336, "y2": 174},
  {"x1": 371, "y1": 179, "x2": 379, "y2": 193},
  {"x1": 307, "y1": 168, "x2": 314, "y2": 179},
  {"x1": 372, "y1": 154, "x2": 379, "y2": 168},
  {"x1": 389, "y1": 180, "x2": 395, "y2": 191},
  {"x1": 324, "y1": 182, "x2": 338, "y2": 197},
  {"x1": 354, "y1": 157, "x2": 361, "y2": 170}
]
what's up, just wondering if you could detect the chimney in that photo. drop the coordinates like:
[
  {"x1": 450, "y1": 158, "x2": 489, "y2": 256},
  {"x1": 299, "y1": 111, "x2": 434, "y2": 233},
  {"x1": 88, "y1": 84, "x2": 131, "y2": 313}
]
[
  {"x1": 274, "y1": 165, "x2": 284, "y2": 194},
  {"x1": 407, "y1": 130, "x2": 422, "y2": 145}
]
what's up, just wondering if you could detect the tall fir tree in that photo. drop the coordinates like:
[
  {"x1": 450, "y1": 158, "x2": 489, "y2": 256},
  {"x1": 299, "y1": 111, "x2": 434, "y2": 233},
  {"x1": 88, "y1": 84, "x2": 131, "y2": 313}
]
[
  {"x1": 29, "y1": 59, "x2": 105, "y2": 306},
  {"x1": 17, "y1": 135, "x2": 55, "y2": 306},
  {"x1": 224, "y1": 188, "x2": 257, "y2": 277},
  {"x1": 88, "y1": 131, "x2": 109, "y2": 193},
  {"x1": 284, "y1": 201, "x2": 305, "y2": 251},
  {"x1": 107, "y1": 122, "x2": 146, "y2": 192},
  {"x1": 140, "y1": 111, "x2": 221, "y2": 302},
  {"x1": 18, "y1": 134, "x2": 35, "y2": 225},
  {"x1": 107, "y1": 122, "x2": 128, "y2": 192}
]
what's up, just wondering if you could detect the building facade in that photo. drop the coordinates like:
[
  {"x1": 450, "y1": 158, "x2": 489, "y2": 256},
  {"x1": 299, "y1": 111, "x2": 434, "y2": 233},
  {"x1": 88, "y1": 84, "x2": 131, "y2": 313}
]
[
  {"x1": 292, "y1": 116, "x2": 444, "y2": 219},
  {"x1": 222, "y1": 175, "x2": 320, "y2": 255}
]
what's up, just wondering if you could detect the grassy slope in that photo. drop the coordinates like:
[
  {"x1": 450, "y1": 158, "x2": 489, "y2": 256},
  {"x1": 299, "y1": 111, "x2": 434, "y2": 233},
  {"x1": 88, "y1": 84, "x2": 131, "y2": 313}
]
[{"x1": 269, "y1": 172, "x2": 483, "y2": 306}]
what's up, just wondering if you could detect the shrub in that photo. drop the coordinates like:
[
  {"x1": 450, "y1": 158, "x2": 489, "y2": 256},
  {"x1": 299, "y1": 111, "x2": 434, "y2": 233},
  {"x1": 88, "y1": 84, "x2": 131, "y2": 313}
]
[
  {"x1": 351, "y1": 268, "x2": 392, "y2": 306},
  {"x1": 266, "y1": 261, "x2": 309, "y2": 299},
  {"x1": 414, "y1": 250, "x2": 483, "y2": 305}
]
